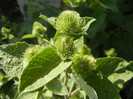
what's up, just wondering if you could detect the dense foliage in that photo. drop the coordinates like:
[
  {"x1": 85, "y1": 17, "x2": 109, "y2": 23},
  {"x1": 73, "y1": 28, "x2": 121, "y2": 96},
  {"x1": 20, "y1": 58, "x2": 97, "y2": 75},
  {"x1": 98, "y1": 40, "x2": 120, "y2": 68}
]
[{"x1": 0, "y1": 0, "x2": 133, "y2": 99}]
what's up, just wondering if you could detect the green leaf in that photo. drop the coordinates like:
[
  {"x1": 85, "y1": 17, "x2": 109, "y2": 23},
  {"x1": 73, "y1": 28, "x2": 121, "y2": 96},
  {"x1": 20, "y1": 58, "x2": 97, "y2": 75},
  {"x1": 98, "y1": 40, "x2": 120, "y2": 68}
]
[
  {"x1": 41, "y1": 39, "x2": 52, "y2": 48},
  {"x1": 6, "y1": 84, "x2": 18, "y2": 99},
  {"x1": 0, "y1": 42, "x2": 30, "y2": 78},
  {"x1": 21, "y1": 34, "x2": 36, "y2": 40},
  {"x1": 63, "y1": 0, "x2": 79, "y2": 7},
  {"x1": 19, "y1": 47, "x2": 62, "y2": 93},
  {"x1": 18, "y1": 91, "x2": 39, "y2": 99},
  {"x1": 23, "y1": 62, "x2": 72, "y2": 92},
  {"x1": 63, "y1": 0, "x2": 86, "y2": 7},
  {"x1": 39, "y1": 15, "x2": 57, "y2": 28},
  {"x1": 1, "y1": 27, "x2": 11, "y2": 35},
  {"x1": 111, "y1": 34, "x2": 133, "y2": 60},
  {"x1": 127, "y1": 61, "x2": 133, "y2": 71},
  {"x1": 21, "y1": 61, "x2": 72, "y2": 93},
  {"x1": 46, "y1": 77, "x2": 68, "y2": 95},
  {"x1": 71, "y1": 74, "x2": 98, "y2": 99},
  {"x1": 96, "y1": 57, "x2": 125, "y2": 77},
  {"x1": 80, "y1": 17, "x2": 96, "y2": 33},
  {"x1": 0, "y1": 72, "x2": 12, "y2": 88},
  {"x1": 122, "y1": 21, "x2": 133, "y2": 33},
  {"x1": 74, "y1": 36, "x2": 84, "y2": 53},
  {"x1": 104, "y1": 48, "x2": 117, "y2": 57},
  {"x1": 108, "y1": 11, "x2": 125, "y2": 26},
  {"x1": 108, "y1": 61, "x2": 133, "y2": 91},
  {"x1": 83, "y1": 71, "x2": 121, "y2": 99},
  {"x1": 87, "y1": 13, "x2": 106, "y2": 38},
  {"x1": 99, "y1": 0, "x2": 118, "y2": 12},
  {"x1": 32, "y1": 21, "x2": 47, "y2": 39}
]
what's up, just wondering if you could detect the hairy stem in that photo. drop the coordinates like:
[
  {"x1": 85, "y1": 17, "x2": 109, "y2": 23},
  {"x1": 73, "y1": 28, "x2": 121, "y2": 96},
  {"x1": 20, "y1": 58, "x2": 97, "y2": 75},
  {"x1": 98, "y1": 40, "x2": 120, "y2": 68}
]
[
  {"x1": 84, "y1": 92, "x2": 86, "y2": 99},
  {"x1": 68, "y1": 81, "x2": 75, "y2": 98},
  {"x1": 52, "y1": 94, "x2": 56, "y2": 99},
  {"x1": 64, "y1": 69, "x2": 69, "y2": 86},
  {"x1": 40, "y1": 91, "x2": 45, "y2": 99},
  {"x1": 64, "y1": 69, "x2": 69, "y2": 99},
  {"x1": 69, "y1": 88, "x2": 80, "y2": 97}
]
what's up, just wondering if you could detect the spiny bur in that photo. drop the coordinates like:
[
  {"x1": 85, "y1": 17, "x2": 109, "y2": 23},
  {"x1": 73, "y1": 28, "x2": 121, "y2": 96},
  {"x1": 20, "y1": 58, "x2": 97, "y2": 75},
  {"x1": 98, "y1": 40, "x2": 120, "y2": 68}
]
[{"x1": 23, "y1": 45, "x2": 44, "y2": 67}]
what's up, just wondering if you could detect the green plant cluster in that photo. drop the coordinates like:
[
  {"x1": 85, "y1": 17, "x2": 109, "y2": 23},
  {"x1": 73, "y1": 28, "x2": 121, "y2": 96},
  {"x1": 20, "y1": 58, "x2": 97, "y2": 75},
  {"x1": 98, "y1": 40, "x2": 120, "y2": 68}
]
[{"x1": 0, "y1": 0, "x2": 133, "y2": 99}]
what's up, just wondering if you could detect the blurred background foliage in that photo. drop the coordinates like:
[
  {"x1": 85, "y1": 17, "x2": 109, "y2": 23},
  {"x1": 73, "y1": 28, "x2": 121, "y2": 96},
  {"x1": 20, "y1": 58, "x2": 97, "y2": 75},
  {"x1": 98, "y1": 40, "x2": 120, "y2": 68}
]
[{"x1": 0, "y1": 0, "x2": 133, "y2": 98}]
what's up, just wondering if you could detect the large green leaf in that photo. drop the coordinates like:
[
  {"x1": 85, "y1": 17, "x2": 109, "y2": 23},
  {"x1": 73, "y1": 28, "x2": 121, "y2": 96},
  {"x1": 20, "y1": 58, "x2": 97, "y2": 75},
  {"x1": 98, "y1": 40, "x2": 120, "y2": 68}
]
[
  {"x1": 96, "y1": 57, "x2": 125, "y2": 77},
  {"x1": 108, "y1": 61, "x2": 133, "y2": 91},
  {"x1": 46, "y1": 77, "x2": 68, "y2": 95},
  {"x1": 0, "y1": 42, "x2": 30, "y2": 78},
  {"x1": 19, "y1": 47, "x2": 62, "y2": 93},
  {"x1": 18, "y1": 91, "x2": 39, "y2": 99},
  {"x1": 84, "y1": 71, "x2": 121, "y2": 99},
  {"x1": 21, "y1": 61, "x2": 72, "y2": 93},
  {"x1": 71, "y1": 74, "x2": 98, "y2": 99}
]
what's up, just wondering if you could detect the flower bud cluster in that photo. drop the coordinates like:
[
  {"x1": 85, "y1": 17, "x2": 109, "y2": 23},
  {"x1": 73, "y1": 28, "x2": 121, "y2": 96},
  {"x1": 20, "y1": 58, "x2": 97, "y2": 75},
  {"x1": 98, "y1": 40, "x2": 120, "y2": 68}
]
[
  {"x1": 72, "y1": 54, "x2": 96, "y2": 78},
  {"x1": 55, "y1": 36, "x2": 75, "y2": 61}
]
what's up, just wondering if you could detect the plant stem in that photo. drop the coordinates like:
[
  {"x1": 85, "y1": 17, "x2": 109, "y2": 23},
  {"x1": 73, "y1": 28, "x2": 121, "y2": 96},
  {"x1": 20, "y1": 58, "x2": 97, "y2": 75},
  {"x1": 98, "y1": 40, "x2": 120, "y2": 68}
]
[
  {"x1": 68, "y1": 81, "x2": 75, "y2": 98},
  {"x1": 40, "y1": 91, "x2": 45, "y2": 99},
  {"x1": 69, "y1": 88, "x2": 80, "y2": 97},
  {"x1": 64, "y1": 69, "x2": 69, "y2": 99},
  {"x1": 64, "y1": 69, "x2": 69, "y2": 86},
  {"x1": 37, "y1": 35, "x2": 42, "y2": 44},
  {"x1": 52, "y1": 94, "x2": 56, "y2": 99},
  {"x1": 64, "y1": 96, "x2": 69, "y2": 99},
  {"x1": 84, "y1": 92, "x2": 86, "y2": 99}
]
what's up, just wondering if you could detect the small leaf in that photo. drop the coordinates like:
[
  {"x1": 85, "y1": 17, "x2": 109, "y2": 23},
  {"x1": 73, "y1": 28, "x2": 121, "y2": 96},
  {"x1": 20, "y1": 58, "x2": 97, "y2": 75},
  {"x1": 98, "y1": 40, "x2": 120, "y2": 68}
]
[
  {"x1": 21, "y1": 61, "x2": 72, "y2": 93},
  {"x1": 39, "y1": 15, "x2": 57, "y2": 28},
  {"x1": 32, "y1": 21, "x2": 47, "y2": 39},
  {"x1": 96, "y1": 57, "x2": 125, "y2": 77},
  {"x1": 80, "y1": 17, "x2": 96, "y2": 33},
  {"x1": 0, "y1": 72, "x2": 12, "y2": 88},
  {"x1": 19, "y1": 47, "x2": 62, "y2": 93},
  {"x1": 18, "y1": 91, "x2": 39, "y2": 99},
  {"x1": 63, "y1": 0, "x2": 86, "y2": 7},
  {"x1": 46, "y1": 77, "x2": 68, "y2": 95},
  {"x1": 80, "y1": 44, "x2": 91, "y2": 55},
  {"x1": 21, "y1": 34, "x2": 36, "y2": 40},
  {"x1": 0, "y1": 42, "x2": 30, "y2": 78},
  {"x1": 74, "y1": 36, "x2": 84, "y2": 53},
  {"x1": 1, "y1": 27, "x2": 11, "y2": 35},
  {"x1": 71, "y1": 74, "x2": 98, "y2": 99}
]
